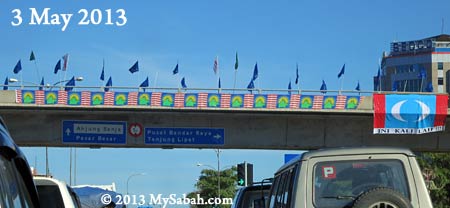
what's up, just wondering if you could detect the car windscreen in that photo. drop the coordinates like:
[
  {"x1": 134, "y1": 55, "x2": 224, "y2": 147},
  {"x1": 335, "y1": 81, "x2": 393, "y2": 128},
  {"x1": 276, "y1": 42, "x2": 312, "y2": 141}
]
[
  {"x1": 37, "y1": 185, "x2": 65, "y2": 208},
  {"x1": 313, "y1": 159, "x2": 409, "y2": 208}
]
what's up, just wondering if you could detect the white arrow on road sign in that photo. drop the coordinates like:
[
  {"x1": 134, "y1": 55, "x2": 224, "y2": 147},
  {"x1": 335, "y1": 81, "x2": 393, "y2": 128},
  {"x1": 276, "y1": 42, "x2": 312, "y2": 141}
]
[
  {"x1": 214, "y1": 134, "x2": 222, "y2": 139},
  {"x1": 66, "y1": 128, "x2": 71, "y2": 136}
]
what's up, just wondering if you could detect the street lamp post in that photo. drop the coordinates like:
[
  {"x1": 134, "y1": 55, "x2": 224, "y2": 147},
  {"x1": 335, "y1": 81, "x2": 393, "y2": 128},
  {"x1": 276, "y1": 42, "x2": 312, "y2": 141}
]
[
  {"x1": 8, "y1": 77, "x2": 83, "y2": 90},
  {"x1": 8, "y1": 78, "x2": 41, "y2": 89},
  {"x1": 126, "y1": 173, "x2": 146, "y2": 195},
  {"x1": 50, "y1": 77, "x2": 84, "y2": 90},
  {"x1": 197, "y1": 149, "x2": 223, "y2": 199}
]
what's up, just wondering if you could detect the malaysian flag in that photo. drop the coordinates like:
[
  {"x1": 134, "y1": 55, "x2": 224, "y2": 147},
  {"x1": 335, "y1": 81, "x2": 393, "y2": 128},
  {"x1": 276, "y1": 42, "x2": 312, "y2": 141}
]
[
  {"x1": 174, "y1": 93, "x2": 184, "y2": 108},
  {"x1": 58, "y1": 91, "x2": 67, "y2": 105},
  {"x1": 62, "y1": 54, "x2": 69, "y2": 71},
  {"x1": 35, "y1": 90, "x2": 45, "y2": 105},
  {"x1": 213, "y1": 56, "x2": 219, "y2": 75},
  {"x1": 336, "y1": 95, "x2": 347, "y2": 109},
  {"x1": 198, "y1": 93, "x2": 208, "y2": 108},
  {"x1": 81, "y1": 91, "x2": 91, "y2": 106},
  {"x1": 151, "y1": 92, "x2": 162, "y2": 106},
  {"x1": 312, "y1": 96, "x2": 324, "y2": 109},
  {"x1": 128, "y1": 92, "x2": 138, "y2": 105},
  {"x1": 290, "y1": 94, "x2": 301, "y2": 109},
  {"x1": 267, "y1": 94, "x2": 278, "y2": 109},
  {"x1": 104, "y1": 92, "x2": 114, "y2": 106},
  {"x1": 244, "y1": 94, "x2": 254, "y2": 108},
  {"x1": 221, "y1": 94, "x2": 231, "y2": 108},
  {"x1": 15, "y1": 90, "x2": 22, "y2": 103}
]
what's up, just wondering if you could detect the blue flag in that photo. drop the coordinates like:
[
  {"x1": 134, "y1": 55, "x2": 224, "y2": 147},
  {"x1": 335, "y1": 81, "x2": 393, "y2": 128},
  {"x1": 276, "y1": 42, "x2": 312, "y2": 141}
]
[
  {"x1": 39, "y1": 77, "x2": 45, "y2": 90},
  {"x1": 105, "y1": 76, "x2": 113, "y2": 92},
  {"x1": 320, "y1": 80, "x2": 327, "y2": 94},
  {"x1": 295, "y1": 63, "x2": 299, "y2": 85},
  {"x1": 173, "y1": 63, "x2": 179, "y2": 75},
  {"x1": 65, "y1": 76, "x2": 75, "y2": 91},
  {"x1": 252, "y1": 63, "x2": 258, "y2": 80},
  {"x1": 392, "y1": 81, "x2": 398, "y2": 91},
  {"x1": 337, "y1": 64, "x2": 345, "y2": 78},
  {"x1": 13, "y1": 60, "x2": 22, "y2": 74},
  {"x1": 100, "y1": 60, "x2": 105, "y2": 81},
  {"x1": 425, "y1": 81, "x2": 433, "y2": 92},
  {"x1": 218, "y1": 78, "x2": 221, "y2": 89},
  {"x1": 288, "y1": 81, "x2": 292, "y2": 95},
  {"x1": 54, "y1": 60, "x2": 61, "y2": 74},
  {"x1": 418, "y1": 68, "x2": 427, "y2": 79},
  {"x1": 374, "y1": 67, "x2": 381, "y2": 89},
  {"x1": 355, "y1": 81, "x2": 361, "y2": 91},
  {"x1": 140, "y1": 77, "x2": 149, "y2": 88},
  {"x1": 181, "y1": 77, "x2": 187, "y2": 88},
  {"x1": 129, "y1": 61, "x2": 139, "y2": 73},
  {"x1": 3, "y1": 77, "x2": 8, "y2": 90},
  {"x1": 247, "y1": 79, "x2": 255, "y2": 90}
]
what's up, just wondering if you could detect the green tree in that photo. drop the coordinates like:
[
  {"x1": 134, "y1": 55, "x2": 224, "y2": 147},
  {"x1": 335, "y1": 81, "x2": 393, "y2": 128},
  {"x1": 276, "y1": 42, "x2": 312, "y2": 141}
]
[
  {"x1": 187, "y1": 167, "x2": 237, "y2": 208},
  {"x1": 416, "y1": 152, "x2": 450, "y2": 208}
]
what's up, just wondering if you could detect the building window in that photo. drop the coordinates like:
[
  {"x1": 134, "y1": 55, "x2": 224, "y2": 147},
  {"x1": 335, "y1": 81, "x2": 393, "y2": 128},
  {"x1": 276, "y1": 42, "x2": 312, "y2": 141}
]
[
  {"x1": 438, "y1": 62, "x2": 443, "y2": 70},
  {"x1": 438, "y1": 78, "x2": 444, "y2": 85}
]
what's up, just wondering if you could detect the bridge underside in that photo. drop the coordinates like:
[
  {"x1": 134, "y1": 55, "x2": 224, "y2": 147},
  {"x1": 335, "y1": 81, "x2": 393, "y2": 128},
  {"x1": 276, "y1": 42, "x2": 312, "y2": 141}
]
[{"x1": 1, "y1": 106, "x2": 450, "y2": 152}]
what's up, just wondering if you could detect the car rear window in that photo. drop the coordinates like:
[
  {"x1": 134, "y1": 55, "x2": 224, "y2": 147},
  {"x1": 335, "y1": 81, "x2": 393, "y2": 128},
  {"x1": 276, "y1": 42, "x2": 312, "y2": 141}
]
[
  {"x1": 313, "y1": 159, "x2": 409, "y2": 208},
  {"x1": 37, "y1": 185, "x2": 65, "y2": 208}
]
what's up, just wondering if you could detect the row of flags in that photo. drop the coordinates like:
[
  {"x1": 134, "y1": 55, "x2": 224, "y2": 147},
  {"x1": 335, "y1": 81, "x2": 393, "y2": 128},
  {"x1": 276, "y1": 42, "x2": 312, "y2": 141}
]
[{"x1": 7, "y1": 51, "x2": 361, "y2": 92}]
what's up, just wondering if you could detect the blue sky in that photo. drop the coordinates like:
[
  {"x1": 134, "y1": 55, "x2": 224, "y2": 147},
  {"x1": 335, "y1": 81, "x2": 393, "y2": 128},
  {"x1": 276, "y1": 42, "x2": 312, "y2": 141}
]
[{"x1": 2, "y1": 0, "x2": 450, "y2": 204}]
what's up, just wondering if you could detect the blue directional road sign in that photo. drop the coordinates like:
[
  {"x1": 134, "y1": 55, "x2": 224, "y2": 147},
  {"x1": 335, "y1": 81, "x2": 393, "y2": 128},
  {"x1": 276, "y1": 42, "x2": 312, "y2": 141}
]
[
  {"x1": 145, "y1": 127, "x2": 225, "y2": 145},
  {"x1": 62, "y1": 120, "x2": 127, "y2": 144}
]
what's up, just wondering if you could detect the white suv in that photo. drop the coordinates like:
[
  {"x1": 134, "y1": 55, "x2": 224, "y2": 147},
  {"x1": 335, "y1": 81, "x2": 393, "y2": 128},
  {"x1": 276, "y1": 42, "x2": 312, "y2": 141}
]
[{"x1": 33, "y1": 176, "x2": 81, "y2": 208}]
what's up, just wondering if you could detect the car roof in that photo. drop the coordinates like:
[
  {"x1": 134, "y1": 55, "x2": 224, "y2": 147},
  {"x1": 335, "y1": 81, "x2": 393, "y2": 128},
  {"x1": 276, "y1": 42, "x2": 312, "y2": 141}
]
[
  {"x1": 34, "y1": 176, "x2": 68, "y2": 186},
  {"x1": 240, "y1": 184, "x2": 271, "y2": 192},
  {"x1": 276, "y1": 147, "x2": 415, "y2": 174}
]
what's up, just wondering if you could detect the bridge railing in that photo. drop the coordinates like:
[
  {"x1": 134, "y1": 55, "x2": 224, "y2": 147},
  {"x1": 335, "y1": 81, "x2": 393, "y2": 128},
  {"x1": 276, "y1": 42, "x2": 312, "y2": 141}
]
[{"x1": 2, "y1": 84, "x2": 376, "y2": 96}]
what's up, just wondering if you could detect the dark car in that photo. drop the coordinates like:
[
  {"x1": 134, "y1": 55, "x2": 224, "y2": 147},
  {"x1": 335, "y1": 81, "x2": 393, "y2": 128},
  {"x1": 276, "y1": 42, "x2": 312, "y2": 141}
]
[
  {"x1": 232, "y1": 180, "x2": 272, "y2": 208},
  {"x1": 0, "y1": 117, "x2": 40, "y2": 207}
]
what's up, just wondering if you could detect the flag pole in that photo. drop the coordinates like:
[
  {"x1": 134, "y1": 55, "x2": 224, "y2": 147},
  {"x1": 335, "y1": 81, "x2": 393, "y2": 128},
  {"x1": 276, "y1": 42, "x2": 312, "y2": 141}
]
[
  {"x1": 153, "y1": 71, "x2": 158, "y2": 92},
  {"x1": 100, "y1": 59, "x2": 104, "y2": 89},
  {"x1": 34, "y1": 60, "x2": 41, "y2": 85},
  {"x1": 233, "y1": 70, "x2": 237, "y2": 94},
  {"x1": 216, "y1": 56, "x2": 219, "y2": 92},
  {"x1": 420, "y1": 78, "x2": 424, "y2": 92},
  {"x1": 403, "y1": 80, "x2": 408, "y2": 92}
]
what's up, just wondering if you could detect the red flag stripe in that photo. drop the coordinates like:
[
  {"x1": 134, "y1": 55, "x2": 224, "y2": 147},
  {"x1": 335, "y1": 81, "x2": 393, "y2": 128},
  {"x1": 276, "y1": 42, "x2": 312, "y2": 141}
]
[
  {"x1": 267, "y1": 94, "x2": 278, "y2": 109},
  {"x1": 104, "y1": 92, "x2": 114, "y2": 105},
  {"x1": 151, "y1": 93, "x2": 162, "y2": 106},
  {"x1": 174, "y1": 93, "x2": 184, "y2": 108},
  {"x1": 128, "y1": 92, "x2": 138, "y2": 105},
  {"x1": 198, "y1": 93, "x2": 208, "y2": 108},
  {"x1": 244, "y1": 94, "x2": 254, "y2": 108},
  {"x1": 81, "y1": 91, "x2": 91, "y2": 106},
  {"x1": 35, "y1": 90, "x2": 44, "y2": 105},
  {"x1": 373, "y1": 94, "x2": 386, "y2": 128},
  {"x1": 336, "y1": 95, "x2": 346, "y2": 109},
  {"x1": 221, "y1": 94, "x2": 231, "y2": 108},
  {"x1": 16, "y1": 90, "x2": 22, "y2": 103},
  {"x1": 290, "y1": 94, "x2": 300, "y2": 109},
  {"x1": 312, "y1": 96, "x2": 323, "y2": 109},
  {"x1": 434, "y1": 94, "x2": 449, "y2": 127},
  {"x1": 58, "y1": 91, "x2": 67, "y2": 105}
]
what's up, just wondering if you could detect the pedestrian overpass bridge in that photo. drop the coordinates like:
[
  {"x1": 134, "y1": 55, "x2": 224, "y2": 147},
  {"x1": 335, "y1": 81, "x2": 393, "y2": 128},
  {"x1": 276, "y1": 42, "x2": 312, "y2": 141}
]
[{"x1": 1, "y1": 89, "x2": 449, "y2": 152}]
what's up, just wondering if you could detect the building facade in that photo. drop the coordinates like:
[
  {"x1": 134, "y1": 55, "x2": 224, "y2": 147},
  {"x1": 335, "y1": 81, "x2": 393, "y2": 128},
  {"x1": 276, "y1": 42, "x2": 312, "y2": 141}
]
[{"x1": 375, "y1": 34, "x2": 450, "y2": 93}]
